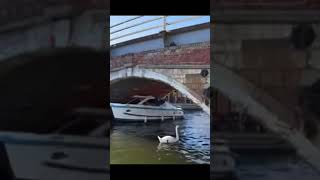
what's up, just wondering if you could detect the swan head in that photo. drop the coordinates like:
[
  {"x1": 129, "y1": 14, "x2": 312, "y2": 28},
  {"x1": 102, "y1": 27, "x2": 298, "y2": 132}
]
[{"x1": 176, "y1": 125, "x2": 179, "y2": 129}]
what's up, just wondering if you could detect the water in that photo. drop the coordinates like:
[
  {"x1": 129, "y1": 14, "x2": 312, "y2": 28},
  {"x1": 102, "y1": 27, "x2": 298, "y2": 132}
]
[
  {"x1": 110, "y1": 110, "x2": 210, "y2": 164},
  {"x1": 234, "y1": 152, "x2": 320, "y2": 180}
]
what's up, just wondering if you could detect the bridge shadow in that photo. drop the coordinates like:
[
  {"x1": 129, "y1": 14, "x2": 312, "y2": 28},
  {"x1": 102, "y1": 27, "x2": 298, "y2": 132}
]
[{"x1": 0, "y1": 47, "x2": 110, "y2": 134}]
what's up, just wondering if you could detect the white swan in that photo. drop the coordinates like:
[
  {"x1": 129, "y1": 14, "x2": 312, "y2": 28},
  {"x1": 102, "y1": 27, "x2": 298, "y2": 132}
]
[{"x1": 157, "y1": 125, "x2": 179, "y2": 143}]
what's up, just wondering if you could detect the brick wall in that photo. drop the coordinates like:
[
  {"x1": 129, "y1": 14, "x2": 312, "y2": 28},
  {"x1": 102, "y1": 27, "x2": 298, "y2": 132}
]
[
  {"x1": 110, "y1": 44, "x2": 210, "y2": 70},
  {"x1": 111, "y1": 44, "x2": 210, "y2": 100}
]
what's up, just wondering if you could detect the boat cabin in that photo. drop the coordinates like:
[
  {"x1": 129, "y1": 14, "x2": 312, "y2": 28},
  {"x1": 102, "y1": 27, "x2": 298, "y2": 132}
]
[{"x1": 126, "y1": 95, "x2": 165, "y2": 106}]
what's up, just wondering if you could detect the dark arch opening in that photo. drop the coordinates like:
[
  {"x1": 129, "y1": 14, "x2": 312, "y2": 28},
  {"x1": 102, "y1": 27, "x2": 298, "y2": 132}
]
[
  {"x1": 0, "y1": 47, "x2": 110, "y2": 134},
  {"x1": 110, "y1": 77, "x2": 175, "y2": 103}
]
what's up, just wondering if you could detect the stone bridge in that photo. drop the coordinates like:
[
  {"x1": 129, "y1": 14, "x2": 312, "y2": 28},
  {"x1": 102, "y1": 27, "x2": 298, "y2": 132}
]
[
  {"x1": 0, "y1": 0, "x2": 108, "y2": 62},
  {"x1": 110, "y1": 42, "x2": 210, "y2": 114},
  {"x1": 0, "y1": 1, "x2": 109, "y2": 133},
  {"x1": 0, "y1": 1, "x2": 110, "y2": 179},
  {"x1": 110, "y1": 22, "x2": 210, "y2": 114},
  {"x1": 212, "y1": 1, "x2": 320, "y2": 171},
  {"x1": 3, "y1": 0, "x2": 320, "y2": 173}
]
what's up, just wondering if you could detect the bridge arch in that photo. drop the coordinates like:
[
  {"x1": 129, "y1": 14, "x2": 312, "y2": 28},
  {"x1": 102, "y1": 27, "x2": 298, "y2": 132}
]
[
  {"x1": 213, "y1": 62, "x2": 320, "y2": 171},
  {"x1": 110, "y1": 67, "x2": 210, "y2": 115},
  {"x1": 0, "y1": 47, "x2": 108, "y2": 133}
]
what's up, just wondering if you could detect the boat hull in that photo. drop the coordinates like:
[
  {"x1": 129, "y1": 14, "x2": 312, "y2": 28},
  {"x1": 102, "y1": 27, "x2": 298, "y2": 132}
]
[
  {"x1": 0, "y1": 132, "x2": 109, "y2": 180},
  {"x1": 110, "y1": 103, "x2": 184, "y2": 122}
]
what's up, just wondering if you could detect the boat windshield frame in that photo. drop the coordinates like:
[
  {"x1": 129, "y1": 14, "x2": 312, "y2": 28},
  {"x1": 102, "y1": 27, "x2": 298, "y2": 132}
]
[
  {"x1": 126, "y1": 97, "x2": 142, "y2": 104},
  {"x1": 141, "y1": 98, "x2": 166, "y2": 106},
  {"x1": 126, "y1": 96, "x2": 158, "y2": 105}
]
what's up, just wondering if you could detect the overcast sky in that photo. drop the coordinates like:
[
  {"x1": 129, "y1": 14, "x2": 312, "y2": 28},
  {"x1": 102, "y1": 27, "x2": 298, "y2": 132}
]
[{"x1": 110, "y1": 16, "x2": 210, "y2": 45}]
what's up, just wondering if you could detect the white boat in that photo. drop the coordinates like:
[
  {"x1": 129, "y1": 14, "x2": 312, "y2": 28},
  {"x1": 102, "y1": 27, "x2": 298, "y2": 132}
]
[
  {"x1": 211, "y1": 139, "x2": 236, "y2": 179},
  {"x1": 110, "y1": 95, "x2": 184, "y2": 122},
  {"x1": 0, "y1": 108, "x2": 110, "y2": 180}
]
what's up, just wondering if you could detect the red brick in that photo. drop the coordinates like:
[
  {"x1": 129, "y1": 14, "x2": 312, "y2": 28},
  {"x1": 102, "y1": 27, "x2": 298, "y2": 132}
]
[{"x1": 111, "y1": 45, "x2": 210, "y2": 69}]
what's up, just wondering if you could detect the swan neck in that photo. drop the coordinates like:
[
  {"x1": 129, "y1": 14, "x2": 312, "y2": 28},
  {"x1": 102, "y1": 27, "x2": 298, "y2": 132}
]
[{"x1": 175, "y1": 127, "x2": 179, "y2": 140}]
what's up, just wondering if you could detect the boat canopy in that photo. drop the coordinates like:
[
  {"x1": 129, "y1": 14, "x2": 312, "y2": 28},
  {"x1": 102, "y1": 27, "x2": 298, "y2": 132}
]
[{"x1": 126, "y1": 95, "x2": 165, "y2": 106}]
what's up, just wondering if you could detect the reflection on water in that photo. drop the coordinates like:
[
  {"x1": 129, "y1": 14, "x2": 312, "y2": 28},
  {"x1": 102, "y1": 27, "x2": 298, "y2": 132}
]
[
  {"x1": 235, "y1": 152, "x2": 320, "y2": 180},
  {"x1": 110, "y1": 110, "x2": 210, "y2": 164}
]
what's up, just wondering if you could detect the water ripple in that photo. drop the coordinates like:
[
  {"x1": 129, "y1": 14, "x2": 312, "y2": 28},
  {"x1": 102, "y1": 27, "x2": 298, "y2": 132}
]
[{"x1": 111, "y1": 110, "x2": 210, "y2": 164}]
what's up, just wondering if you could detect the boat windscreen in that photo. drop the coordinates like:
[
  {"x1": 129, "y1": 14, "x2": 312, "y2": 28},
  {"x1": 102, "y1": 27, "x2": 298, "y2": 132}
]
[
  {"x1": 143, "y1": 98, "x2": 165, "y2": 106},
  {"x1": 126, "y1": 98, "x2": 142, "y2": 104}
]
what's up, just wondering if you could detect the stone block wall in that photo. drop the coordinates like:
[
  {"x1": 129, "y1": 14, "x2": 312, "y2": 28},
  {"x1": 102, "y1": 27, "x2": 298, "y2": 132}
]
[
  {"x1": 212, "y1": 23, "x2": 320, "y2": 110},
  {"x1": 151, "y1": 68, "x2": 210, "y2": 98}
]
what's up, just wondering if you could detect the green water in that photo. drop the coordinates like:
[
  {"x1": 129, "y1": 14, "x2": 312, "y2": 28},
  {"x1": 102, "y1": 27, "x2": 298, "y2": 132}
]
[
  {"x1": 110, "y1": 111, "x2": 210, "y2": 164},
  {"x1": 111, "y1": 132, "x2": 192, "y2": 164}
]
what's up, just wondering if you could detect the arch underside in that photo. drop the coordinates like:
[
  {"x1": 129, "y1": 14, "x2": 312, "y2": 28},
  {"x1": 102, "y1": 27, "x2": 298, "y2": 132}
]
[
  {"x1": 213, "y1": 62, "x2": 320, "y2": 171},
  {"x1": 110, "y1": 77, "x2": 174, "y2": 103},
  {"x1": 0, "y1": 47, "x2": 109, "y2": 133},
  {"x1": 110, "y1": 67, "x2": 210, "y2": 115}
]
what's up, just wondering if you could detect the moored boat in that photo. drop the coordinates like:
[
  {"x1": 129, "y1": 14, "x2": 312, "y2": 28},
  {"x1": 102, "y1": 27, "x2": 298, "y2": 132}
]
[
  {"x1": 1, "y1": 132, "x2": 109, "y2": 180},
  {"x1": 110, "y1": 95, "x2": 184, "y2": 122},
  {"x1": 0, "y1": 108, "x2": 110, "y2": 180}
]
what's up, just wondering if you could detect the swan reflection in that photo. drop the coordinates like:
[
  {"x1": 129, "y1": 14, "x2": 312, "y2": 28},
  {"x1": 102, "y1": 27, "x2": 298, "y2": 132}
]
[{"x1": 157, "y1": 143, "x2": 171, "y2": 151}]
